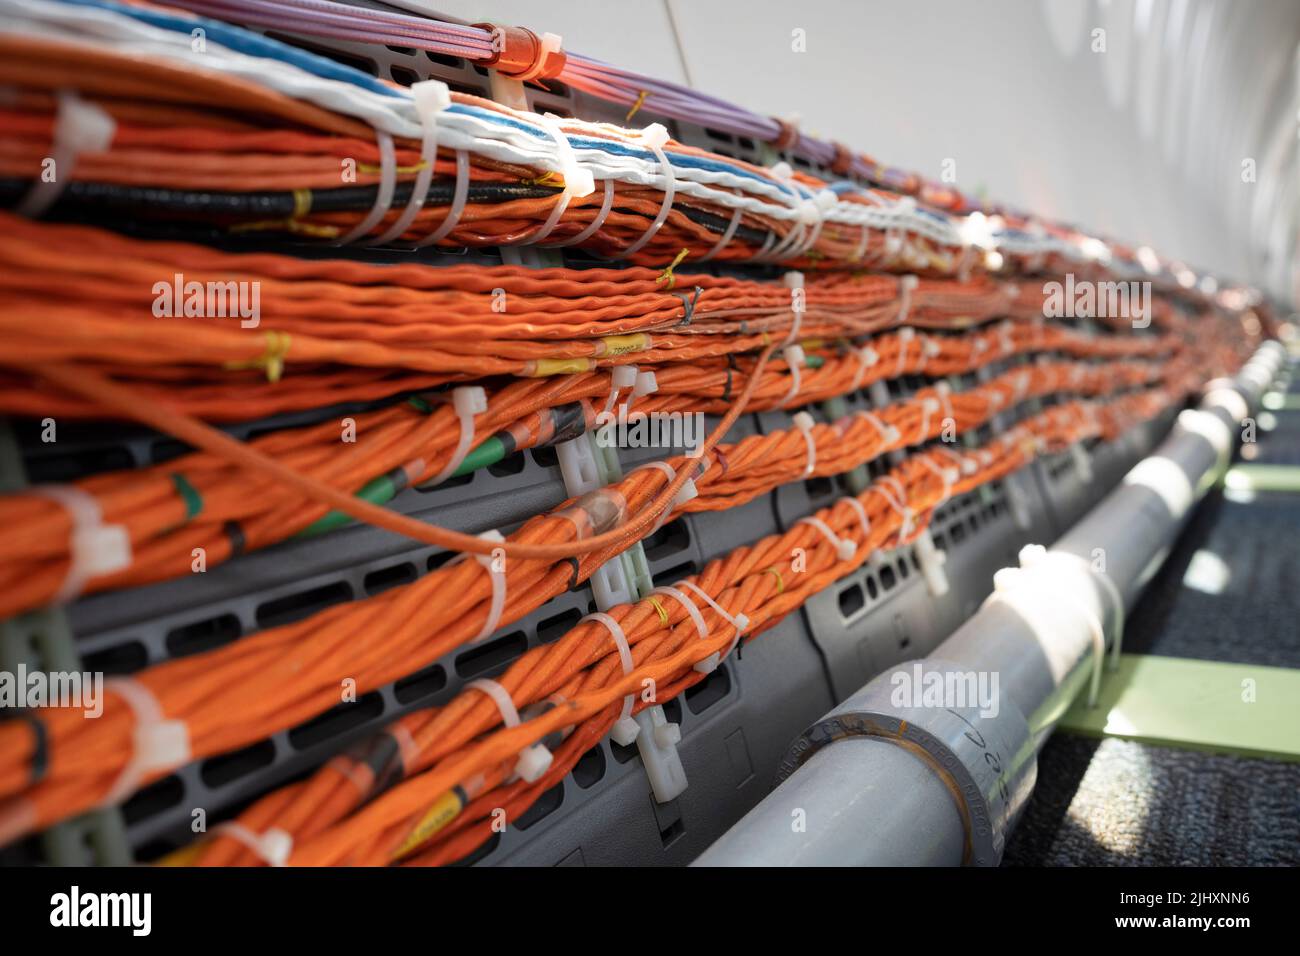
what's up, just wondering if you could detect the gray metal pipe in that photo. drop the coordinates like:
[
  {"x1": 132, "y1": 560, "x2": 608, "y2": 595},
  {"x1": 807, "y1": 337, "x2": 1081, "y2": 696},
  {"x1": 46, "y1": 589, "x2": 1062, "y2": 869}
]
[{"x1": 695, "y1": 341, "x2": 1286, "y2": 867}]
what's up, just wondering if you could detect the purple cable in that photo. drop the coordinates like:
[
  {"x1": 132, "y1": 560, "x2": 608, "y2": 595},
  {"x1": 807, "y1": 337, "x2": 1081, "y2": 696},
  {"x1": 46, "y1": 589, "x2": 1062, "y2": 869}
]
[{"x1": 160, "y1": 0, "x2": 939, "y2": 205}]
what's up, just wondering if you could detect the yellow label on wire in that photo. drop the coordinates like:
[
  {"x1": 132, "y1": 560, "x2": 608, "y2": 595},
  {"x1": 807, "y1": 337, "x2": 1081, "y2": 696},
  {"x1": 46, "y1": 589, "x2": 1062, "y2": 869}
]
[
  {"x1": 528, "y1": 357, "x2": 594, "y2": 377},
  {"x1": 599, "y1": 333, "x2": 650, "y2": 356},
  {"x1": 392, "y1": 790, "x2": 464, "y2": 860}
]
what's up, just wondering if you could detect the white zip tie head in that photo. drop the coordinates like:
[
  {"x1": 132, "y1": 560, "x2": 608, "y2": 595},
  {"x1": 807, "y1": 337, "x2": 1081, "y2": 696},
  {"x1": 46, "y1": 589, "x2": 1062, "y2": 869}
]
[
  {"x1": 611, "y1": 365, "x2": 639, "y2": 390},
  {"x1": 632, "y1": 370, "x2": 659, "y2": 397}
]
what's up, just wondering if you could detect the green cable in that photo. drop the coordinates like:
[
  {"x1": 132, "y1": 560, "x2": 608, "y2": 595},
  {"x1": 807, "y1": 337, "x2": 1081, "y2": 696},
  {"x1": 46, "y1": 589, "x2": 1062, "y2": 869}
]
[{"x1": 297, "y1": 473, "x2": 398, "y2": 538}]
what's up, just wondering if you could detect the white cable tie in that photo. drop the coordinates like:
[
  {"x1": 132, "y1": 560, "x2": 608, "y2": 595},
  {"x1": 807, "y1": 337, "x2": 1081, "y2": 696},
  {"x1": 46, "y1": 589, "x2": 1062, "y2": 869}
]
[
  {"x1": 858, "y1": 410, "x2": 901, "y2": 448},
  {"x1": 918, "y1": 456, "x2": 959, "y2": 507},
  {"x1": 618, "y1": 123, "x2": 675, "y2": 258},
  {"x1": 798, "y1": 515, "x2": 856, "y2": 562},
  {"x1": 215, "y1": 823, "x2": 293, "y2": 867},
  {"x1": 916, "y1": 395, "x2": 940, "y2": 443},
  {"x1": 839, "y1": 495, "x2": 871, "y2": 542},
  {"x1": 101, "y1": 677, "x2": 190, "y2": 808},
  {"x1": 18, "y1": 91, "x2": 116, "y2": 219},
  {"x1": 650, "y1": 585, "x2": 720, "y2": 673},
  {"x1": 935, "y1": 380, "x2": 954, "y2": 423},
  {"x1": 467, "y1": 677, "x2": 553, "y2": 782},
  {"x1": 896, "y1": 274, "x2": 919, "y2": 326},
  {"x1": 674, "y1": 581, "x2": 749, "y2": 664},
  {"x1": 630, "y1": 461, "x2": 696, "y2": 531},
  {"x1": 937, "y1": 445, "x2": 977, "y2": 476},
  {"x1": 584, "y1": 612, "x2": 639, "y2": 744},
  {"x1": 470, "y1": 529, "x2": 507, "y2": 643},
  {"x1": 416, "y1": 148, "x2": 469, "y2": 246},
  {"x1": 852, "y1": 221, "x2": 872, "y2": 263},
  {"x1": 552, "y1": 178, "x2": 614, "y2": 247},
  {"x1": 895, "y1": 327, "x2": 916, "y2": 377},
  {"x1": 850, "y1": 345, "x2": 879, "y2": 392},
  {"x1": 783, "y1": 271, "x2": 805, "y2": 345},
  {"x1": 792, "y1": 411, "x2": 817, "y2": 476},
  {"x1": 526, "y1": 112, "x2": 596, "y2": 245},
  {"x1": 780, "y1": 344, "x2": 806, "y2": 408},
  {"x1": 32, "y1": 484, "x2": 131, "y2": 604},
  {"x1": 632, "y1": 370, "x2": 659, "y2": 398},
  {"x1": 872, "y1": 476, "x2": 914, "y2": 539},
  {"x1": 426, "y1": 386, "x2": 487, "y2": 487},
  {"x1": 699, "y1": 202, "x2": 744, "y2": 262},
  {"x1": 373, "y1": 80, "x2": 450, "y2": 245},
  {"x1": 793, "y1": 189, "x2": 836, "y2": 256},
  {"x1": 337, "y1": 131, "x2": 396, "y2": 245},
  {"x1": 607, "y1": 365, "x2": 638, "y2": 412}
]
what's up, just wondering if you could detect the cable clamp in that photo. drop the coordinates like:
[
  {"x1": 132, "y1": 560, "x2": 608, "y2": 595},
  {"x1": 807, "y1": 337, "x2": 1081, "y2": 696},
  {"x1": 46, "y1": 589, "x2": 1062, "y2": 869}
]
[
  {"x1": 583, "y1": 612, "x2": 640, "y2": 745},
  {"x1": 468, "y1": 678, "x2": 553, "y2": 783},
  {"x1": 474, "y1": 23, "x2": 568, "y2": 81},
  {"x1": 32, "y1": 484, "x2": 131, "y2": 603}
]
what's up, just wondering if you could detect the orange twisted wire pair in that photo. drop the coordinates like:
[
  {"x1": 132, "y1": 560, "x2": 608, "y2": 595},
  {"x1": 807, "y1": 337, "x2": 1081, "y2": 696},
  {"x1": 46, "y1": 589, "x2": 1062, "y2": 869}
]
[
  {"x1": 196, "y1": 385, "x2": 1187, "y2": 866},
  {"x1": 0, "y1": 322, "x2": 1189, "y2": 619},
  {"x1": 0, "y1": 343, "x2": 1209, "y2": 844}
]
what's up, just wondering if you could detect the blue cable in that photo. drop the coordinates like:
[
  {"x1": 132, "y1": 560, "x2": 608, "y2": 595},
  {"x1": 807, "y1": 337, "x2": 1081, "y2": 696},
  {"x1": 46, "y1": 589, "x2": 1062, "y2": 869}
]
[{"x1": 55, "y1": 0, "x2": 405, "y2": 99}]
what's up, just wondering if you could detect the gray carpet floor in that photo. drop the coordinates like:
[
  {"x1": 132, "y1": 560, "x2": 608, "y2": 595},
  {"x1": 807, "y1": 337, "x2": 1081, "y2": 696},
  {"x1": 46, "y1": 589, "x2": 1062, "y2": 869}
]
[{"x1": 1005, "y1": 357, "x2": 1300, "y2": 866}]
